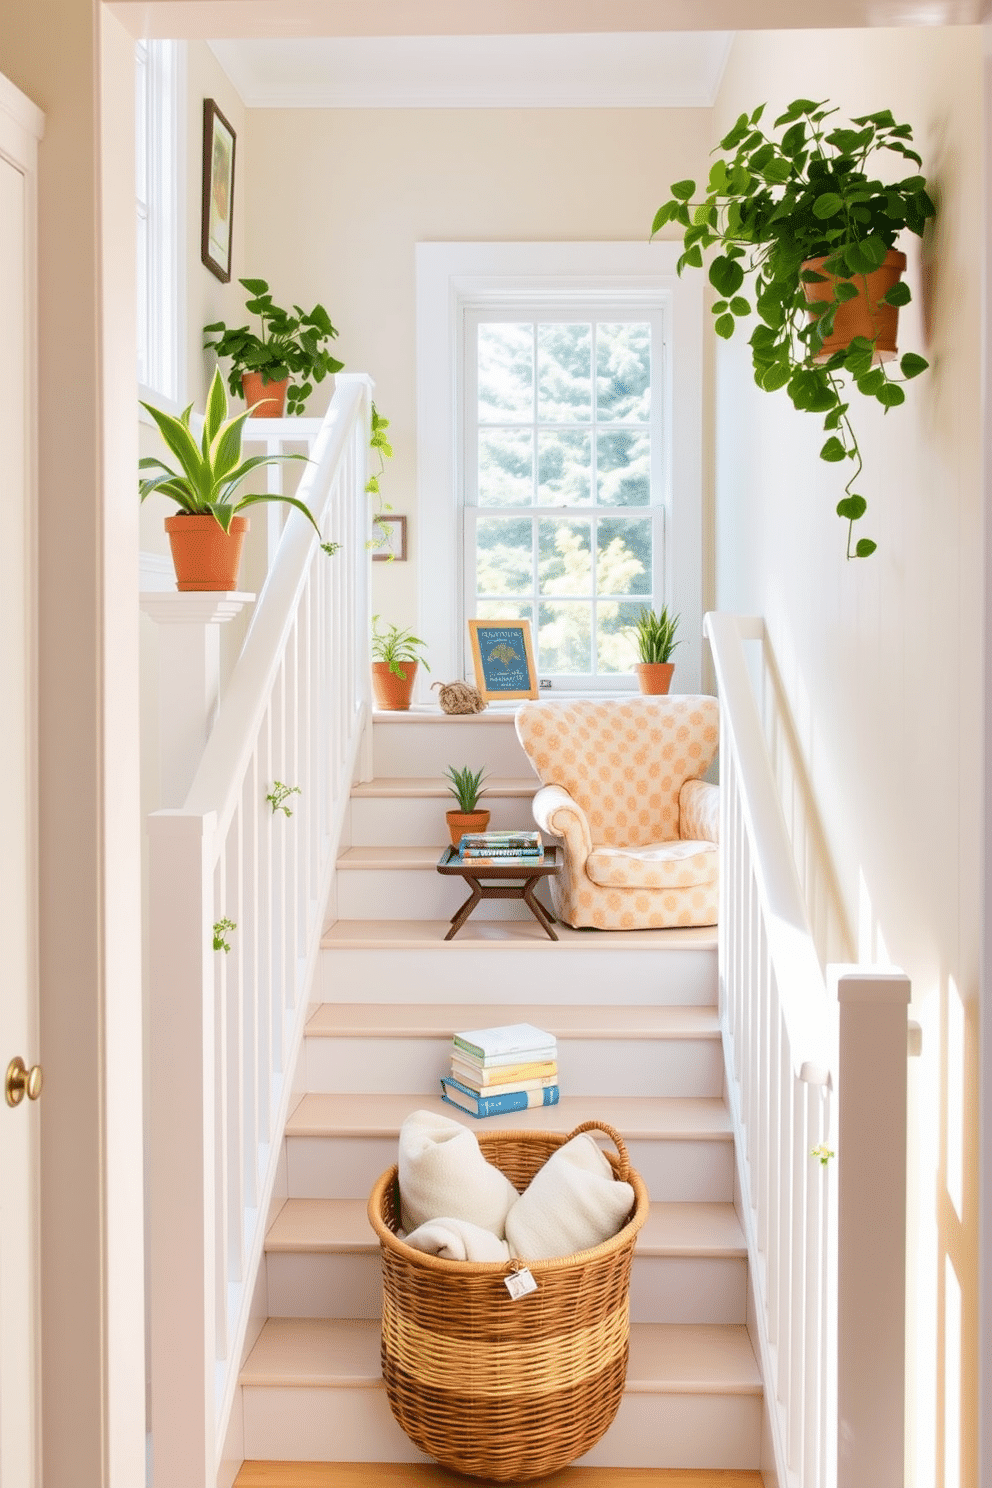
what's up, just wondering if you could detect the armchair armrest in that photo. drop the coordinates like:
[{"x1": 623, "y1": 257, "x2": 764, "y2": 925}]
[
  {"x1": 532, "y1": 784, "x2": 593, "y2": 863},
  {"x1": 679, "y1": 779, "x2": 719, "y2": 844}
]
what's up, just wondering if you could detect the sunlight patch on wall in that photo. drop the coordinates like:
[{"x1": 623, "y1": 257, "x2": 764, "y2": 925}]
[
  {"x1": 946, "y1": 976, "x2": 965, "y2": 1224},
  {"x1": 944, "y1": 1254, "x2": 962, "y2": 1488}
]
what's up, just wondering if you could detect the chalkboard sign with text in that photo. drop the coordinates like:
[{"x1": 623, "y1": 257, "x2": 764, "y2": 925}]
[{"x1": 468, "y1": 620, "x2": 539, "y2": 702}]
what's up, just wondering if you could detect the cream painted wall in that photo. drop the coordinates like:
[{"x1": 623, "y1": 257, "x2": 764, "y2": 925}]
[
  {"x1": 243, "y1": 106, "x2": 713, "y2": 631},
  {"x1": 712, "y1": 29, "x2": 981, "y2": 1487}
]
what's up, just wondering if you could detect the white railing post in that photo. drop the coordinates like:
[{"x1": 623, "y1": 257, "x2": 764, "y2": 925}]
[
  {"x1": 833, "y1": 968, "x2": 911, "y2": 1488},
  {"x1": 148, "y1": 808, "x2": 217, "y2": 1488}
]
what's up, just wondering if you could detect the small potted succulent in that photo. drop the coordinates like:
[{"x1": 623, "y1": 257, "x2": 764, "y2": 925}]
[
  {"x1": 630, "y1": 605, "x2": 680, "y2": 695},
  {"x1": 203, "y1": 277, "x2": 344, "y2": 417},
  {"x1": 371, "y1": 616, "x2": 430, "y2": 710},
  {"x1": 443, "y1": 765, "x2": 490, "y2": 846},
  {"x1": 140, "y1": 367, "x2": 334, "y2": 591}
]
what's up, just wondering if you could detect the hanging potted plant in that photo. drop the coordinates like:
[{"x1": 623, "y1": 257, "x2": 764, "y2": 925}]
[
  {"x1": 139, "y1": 367, "x2": 336, "y2": 591},
  {"x1": 443, "y1": 765, "x2": 490, "y2": 846},
  {"x1": 371, "y1": 617, "x2": 430, "y2": 710},
  {"x1": 629, "y1": 605, "x2": 680, "y2": 695},
  {"x1": 203, "y1": 277, "x2": 344, "y2": 417},
  {"x1": 652, "y1": 98, "x2": 935, "y2": 558}
]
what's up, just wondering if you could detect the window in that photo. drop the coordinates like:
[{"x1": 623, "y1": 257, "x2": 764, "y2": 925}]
[
  {"x1": 464, "y1": 309, "x2": 665, "y2": 687},
  {"x1": 417, "y1": 243, "x2": 703, "y2": 695},
  {"x1": 136, "y1": 40, "x2": 183, "y2": 404}
]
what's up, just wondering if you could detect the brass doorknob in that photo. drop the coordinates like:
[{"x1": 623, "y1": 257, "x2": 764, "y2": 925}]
[{"x1": 5, "y1": 1057, "x2": 43, "y2": 1108}]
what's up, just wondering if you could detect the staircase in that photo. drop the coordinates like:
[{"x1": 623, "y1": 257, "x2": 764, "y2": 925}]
[{"x1": 233, "y1": 707, "x2": 764, "y2": 1479}]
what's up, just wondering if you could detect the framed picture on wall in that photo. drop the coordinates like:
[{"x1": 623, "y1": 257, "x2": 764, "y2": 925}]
[
  {"x1": 372, "y1": 514, "x2": 407, "y2": 562},
  {"x1": 468, "y1": 619, "x2": 539, "y2": 702},
  {"x1": 201, "y1": 99, "x2": 236, "y2": 282}
]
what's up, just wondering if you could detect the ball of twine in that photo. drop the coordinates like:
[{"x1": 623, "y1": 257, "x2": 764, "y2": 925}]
[{"x1": 432, "y1": 680, "x2": 487, "y2": 715}]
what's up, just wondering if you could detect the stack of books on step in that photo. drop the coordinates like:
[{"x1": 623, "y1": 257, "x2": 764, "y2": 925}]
[
  {"x1": 458, "y1": 830, "x2": 544, "y2": 866},
  {"x1": 440, "y1": 1021, "x2": 559, "y2": 1119}
]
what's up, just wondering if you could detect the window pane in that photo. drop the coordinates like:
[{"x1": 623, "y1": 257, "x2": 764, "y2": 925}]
[
  {"x1": 539, "y1": 520, "x2": 592, "y2": 597},
  {"x1": 478, "y1": 323, "x2": 533, "y2": 423},
  {"x1": 597, "y1": 323, "x2": 651, "y2": 421},
  {"x1": 477, "y1": 600, "x2": 533, "y2": 626},
  {"x1": 597, "y1": 517, "x2": 652, "y2": 596},
  {"x1": 478, "y1": 429, "x2": 534, "y2": 508},
  {"x1": 598, "y1": 600, "x2": 646, "y2": 674},
  {"x1": 538, "y1": 430, "x2": 591, "y2": 507},
  {"x1": 476, "y1": 517, "x2": 533, "y2": 596},
  {"x1": 539, "y1": 602, "x2": 592, "y2": 675},
  {"x1": 597, "y1": 429, "x2": 650, "y2": 507},
  {"x1": 537, "y1": 323, "x2": 591, "y2": 423}
]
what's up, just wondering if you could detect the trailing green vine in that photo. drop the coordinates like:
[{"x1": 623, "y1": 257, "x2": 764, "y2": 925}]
[
  {"x1": 366, "y1": 402, "x2": 395, "y2": 554},
  {"x1": 652, "y1": 98, "x2": 934, "y2": 557}
]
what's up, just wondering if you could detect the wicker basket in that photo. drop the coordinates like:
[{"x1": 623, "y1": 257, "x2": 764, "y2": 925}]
[{"x1": 367, "y1": 1120, "x2": 649, "y2": 1482}]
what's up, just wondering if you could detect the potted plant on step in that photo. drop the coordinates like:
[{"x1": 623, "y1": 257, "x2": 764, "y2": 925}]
[
  {"x1": 630, "y1": 605, "x2": 680, "y2": 695},
  {"x1": 371, "y1": 616, "x2": 430, "y2": 710},
  {"x1": 203, "y1": 276, "x2": 344, "y2": 417},
  {"x1": 443, "y1": 765, "x2": 490, "y2": 846},
  {"x1": 652, "y1": 98, "x2": 934, "y2": 558},
  {"x1": 140, "y1": 367, "x2": 335, "y2": 591}
]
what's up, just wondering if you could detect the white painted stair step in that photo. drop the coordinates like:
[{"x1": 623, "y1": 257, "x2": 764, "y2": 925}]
[
  {"x1": 334, "y1": 846, "x2": 553, "y2": 921},
  {"x1": 264, "y1": 1197, "x2": 747, "y2": 1325},
  {"x1": 284, "y1": 1092, "x2": 734, "y2": 1204},
  {"x1": 371, "y1": 708, "x2": 533, "y2": 778},
  {"x1": 318, "y1": 922, "x2": 718, "y2": 1005},
  {"x1": 349, "y1": 776, "x2": 541, "y2": 847},
  {"x1": 239, "y1": 1318, "x2": 762, "y2": 1469},
  {"x1": 303, "y1": 1002, "x2": 724, "y2": 1098}
]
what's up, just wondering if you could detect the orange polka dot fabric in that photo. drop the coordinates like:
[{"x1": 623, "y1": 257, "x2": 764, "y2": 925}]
[{"x1": 518, "y1": 696, "x2": 720, "y2": 930}]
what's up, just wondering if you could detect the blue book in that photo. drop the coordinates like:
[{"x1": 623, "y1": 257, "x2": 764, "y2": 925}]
[{"x1": 439, "y1": 1075, "x2": 560, "y2": 1120}]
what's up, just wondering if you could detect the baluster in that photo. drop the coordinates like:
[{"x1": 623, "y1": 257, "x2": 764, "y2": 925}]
[
  {"x1": 213, "y1": 852, "x2": 229, "y2": 1359},
  {"x1": 241, "y1": 762, "x2": 259, "y2": 1212}
]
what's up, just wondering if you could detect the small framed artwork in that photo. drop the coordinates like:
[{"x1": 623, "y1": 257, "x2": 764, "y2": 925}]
[
  {"x1": 468, "y1": 619, "x2": 539, "y2": 702},
  {"x1": 372, "y1": 514, "x2": 407, "y2": 562},
  {"x1": 201, "y1": 99, "x2": 236, "y2": 282}
]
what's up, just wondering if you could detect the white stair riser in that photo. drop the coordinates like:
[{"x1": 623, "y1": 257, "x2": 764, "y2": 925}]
[
  {"x1": 304, "y1": 1034, "x2": 724, "y2": 1098},
  {"x1": 335, "y1": 866, "x2": 554, "y2": 921},
  {"x1": 350, "y1": 794, "x2": 540, "y2": 848},
  {"x1": 265, "y1": 1250, "x2": 747, "y2": 1326},
  {"x1": 318, "y1": 947, "x2": 718, "y2": 1005},
  {"x1": 242, "y1": 1382, "x2": 761, "y2": 1469},
  {"x1": 286, "y1": 1134, "x2": 735, "y2": 1204},
  {"x1": 373, "y1": 719, "x2": 532, "y2": 778}
]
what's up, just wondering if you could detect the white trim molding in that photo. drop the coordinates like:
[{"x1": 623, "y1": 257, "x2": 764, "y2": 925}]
[{"x1": 415, "y1": 240, "x2": 704, "y2": 696}]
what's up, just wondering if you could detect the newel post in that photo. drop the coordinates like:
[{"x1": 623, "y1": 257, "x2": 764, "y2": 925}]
[
  {"x1": 833, "y1": 968, "x2": 911, "y2": 1488},
  {"x1": 148, "y1": 808, "x2": 217, "y2": 1488}
]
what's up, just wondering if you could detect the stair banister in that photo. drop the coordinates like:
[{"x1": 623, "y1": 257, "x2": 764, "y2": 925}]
[
  {"x1": 148, "y1": 373, "x2": 372, "y2": 1488},
  {"x1": 705, "y1": 611, "x2": 910, "y2": 1488}
]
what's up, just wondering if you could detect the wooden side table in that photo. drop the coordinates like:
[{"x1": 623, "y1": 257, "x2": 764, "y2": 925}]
[{"x1": 436, "y1": 845, "x2": 560, "y2": 941}]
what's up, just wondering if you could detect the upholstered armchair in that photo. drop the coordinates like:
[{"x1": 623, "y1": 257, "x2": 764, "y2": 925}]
[{"x1": 515, "y1": 696, "x2": 720, "y2": 931}]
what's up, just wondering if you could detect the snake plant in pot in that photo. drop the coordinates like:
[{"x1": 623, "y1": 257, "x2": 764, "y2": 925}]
[
  {"x1": 652, "y1": 98, "x2": 935, "y2": 557},
  {"x1": 630, "y1": 605, "x2": 681, "y2": 695},
  {"x1": 443, "y1": 765, "x2": 490, "y2": 846},
  {"x1": 140, "y1": 367, "x2": 335, "y2": 591}
]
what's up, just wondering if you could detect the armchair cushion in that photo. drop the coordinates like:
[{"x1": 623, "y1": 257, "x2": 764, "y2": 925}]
[{"x1": 587, "y1": 839, "x2": 719, "y2": 891}]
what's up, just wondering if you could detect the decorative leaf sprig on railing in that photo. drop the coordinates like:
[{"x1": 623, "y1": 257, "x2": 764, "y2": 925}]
[
  {"x1": 266, "y1": 781, "x2": 301, "y2": 817},
  {"x1": 652, "y1": 98, "x2": 935, "y2": 558},
  {"x1": 212, "y1": 918, "x2": 237, "y2": 953}
]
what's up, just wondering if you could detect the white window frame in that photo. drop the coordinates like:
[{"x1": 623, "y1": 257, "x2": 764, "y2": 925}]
[
  {"x1": 136, "y1": 39, "x2": 185, "y2": 409},
  {"x1": 416, "y1": 242, "x2": 703, "y2": 698}
]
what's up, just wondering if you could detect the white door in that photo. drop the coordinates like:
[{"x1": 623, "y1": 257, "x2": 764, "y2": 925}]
[{"x1": 0, "y1": 79, "x2": 43, "y2": 1488}]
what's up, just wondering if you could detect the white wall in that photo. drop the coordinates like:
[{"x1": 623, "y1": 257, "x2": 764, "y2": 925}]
[
  {"x1": 243, "y1": 105, "x2": 714, "y2": 633},
  {"x1": 712, "y1": 29, "x2": 982, "y2": 1487}
]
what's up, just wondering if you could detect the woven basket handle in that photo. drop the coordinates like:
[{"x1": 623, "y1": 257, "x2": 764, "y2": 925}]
[{"x1": 565, "y1": 1121, "x2": 631, "y2": 1183}]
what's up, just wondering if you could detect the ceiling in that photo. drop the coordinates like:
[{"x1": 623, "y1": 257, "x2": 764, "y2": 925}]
[{"x1": 207, "y1": 32, "x2": 735, "y2": 108}]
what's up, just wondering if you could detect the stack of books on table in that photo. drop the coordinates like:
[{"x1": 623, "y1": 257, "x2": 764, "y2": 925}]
[
  {"x1": 457, "y1": 830, "x2": 544, "y2": 867},
  {"x1": 440, "y1": 1021, "x2": 559, "y2": 1119}
]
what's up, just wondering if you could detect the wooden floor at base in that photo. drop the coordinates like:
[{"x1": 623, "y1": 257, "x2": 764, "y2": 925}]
[{"x1": 234, "y1": 1465, "x2": 764, "y2": 1488}]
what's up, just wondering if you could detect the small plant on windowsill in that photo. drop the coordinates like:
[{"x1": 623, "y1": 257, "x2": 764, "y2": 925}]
[
  {"x1": 444, "y1": 766, "x2": 490, "y2": 847},
  {"x1": 629, "y1": 605, "x2": 681, "y2": 696},
  {"x1": 370, "y1": 617, "x2": 430, "y2": 711},
  {"x1": 651, "y1": 97, "x2": 934, "y2": 557}
]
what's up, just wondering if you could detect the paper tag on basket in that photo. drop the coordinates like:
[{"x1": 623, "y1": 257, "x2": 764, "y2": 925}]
[{"x1": 504, "y1": 1265, "x2": 538, "y2": 1300}]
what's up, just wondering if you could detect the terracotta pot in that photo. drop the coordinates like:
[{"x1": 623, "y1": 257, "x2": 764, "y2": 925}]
[
  {"x1": 635, "y1": 662, "x2": 675, "y2": 696},
  {"x1": 801, "y1": 248, "x2": 907, "y2": 365},
  {"x1": 241, "y1": 371, "x2": 289, "y2": 417},
  {"x1": 446, "y1": 809, "x2": 491, "y2": 847},
  {"x1": 165, "y1": 514, "x2": 248, "y2": 592},
  {"x1": 371, "y1": 660, "x2": 418, "y2": 711}
]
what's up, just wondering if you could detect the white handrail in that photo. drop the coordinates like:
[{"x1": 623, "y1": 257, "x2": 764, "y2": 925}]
[
  {"x1": 148, "y1": 374, "x2": 372, "y2": 1487},
  {"x1": 705, "y1": 611, "x2": 910, "y2": 1488}
]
